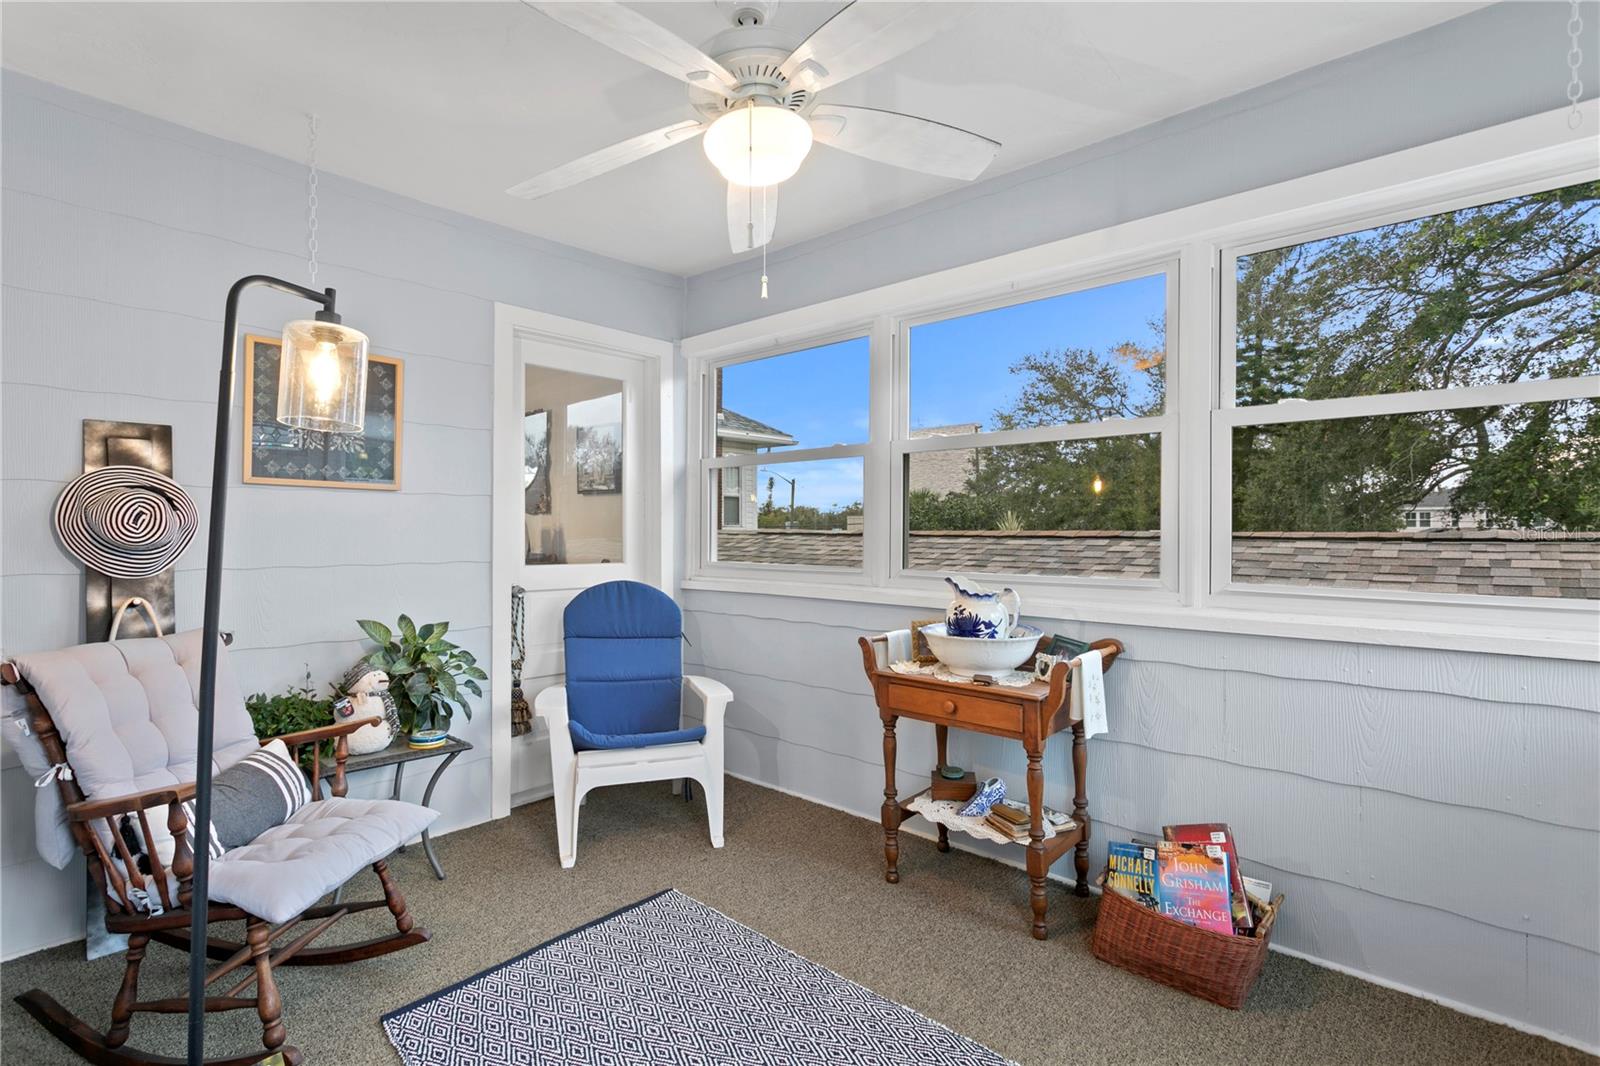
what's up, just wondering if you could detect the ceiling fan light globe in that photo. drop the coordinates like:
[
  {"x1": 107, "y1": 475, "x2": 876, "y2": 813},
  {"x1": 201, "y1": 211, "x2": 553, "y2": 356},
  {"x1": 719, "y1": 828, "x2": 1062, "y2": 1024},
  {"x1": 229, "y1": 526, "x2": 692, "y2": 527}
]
[{"x1": 703, "y1": 103, "x2": 813, "y2": 188}]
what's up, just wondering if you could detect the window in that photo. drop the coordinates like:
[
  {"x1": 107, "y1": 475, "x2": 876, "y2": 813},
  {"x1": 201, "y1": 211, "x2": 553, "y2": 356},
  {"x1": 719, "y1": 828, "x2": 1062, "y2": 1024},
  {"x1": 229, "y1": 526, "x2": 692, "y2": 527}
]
[
  {"x1": 685, "y1": 124, "x2": 1597, "y2": 654},
  {"x1": 708, "y1": 336, "x2": 869, "y2": 569},
  {"x1": 900, "y1": 271, "x2": 1173, "y2": 581},
  {"x1": 1224, "y1": 181, "x2": 1599, "y2": 600},
  {"x1": 524, "y1": 366, "x2": 625, "y2": 565}
]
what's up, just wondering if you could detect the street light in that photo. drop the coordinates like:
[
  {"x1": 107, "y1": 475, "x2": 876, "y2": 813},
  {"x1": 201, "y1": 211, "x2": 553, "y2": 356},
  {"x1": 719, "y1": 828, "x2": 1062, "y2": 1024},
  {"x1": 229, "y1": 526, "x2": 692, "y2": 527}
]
[{"x1": 767, "y1": 471, "x2": 796, "y2": 528}]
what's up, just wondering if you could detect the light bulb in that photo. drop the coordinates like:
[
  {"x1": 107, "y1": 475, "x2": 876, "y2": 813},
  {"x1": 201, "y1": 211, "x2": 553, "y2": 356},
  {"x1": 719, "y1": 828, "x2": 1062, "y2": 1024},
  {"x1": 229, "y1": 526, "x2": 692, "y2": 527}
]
[
  {"x1": 1092, "y1": 475, "x2": 1105, "y2": 495},
  {"x1": 307, "y1": 341, "x2": 341, "y2": 404}
]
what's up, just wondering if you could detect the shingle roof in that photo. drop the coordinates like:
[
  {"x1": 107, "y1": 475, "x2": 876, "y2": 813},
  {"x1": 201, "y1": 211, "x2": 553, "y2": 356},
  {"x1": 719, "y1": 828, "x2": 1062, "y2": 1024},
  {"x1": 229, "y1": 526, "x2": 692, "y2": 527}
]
[
  {"x1": 716, "y1": 408, "x2": 796, "y2": 445},
  {"x1": 714, "y1": 529, "x2": 1599, "y2": 599}
]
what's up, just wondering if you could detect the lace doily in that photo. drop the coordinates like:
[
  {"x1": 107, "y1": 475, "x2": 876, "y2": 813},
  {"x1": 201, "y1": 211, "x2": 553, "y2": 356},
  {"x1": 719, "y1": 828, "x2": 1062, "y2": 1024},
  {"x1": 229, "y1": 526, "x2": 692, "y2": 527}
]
[
  {"x1": 888, "y1": 660, "x2": 1034, "y2": 687},
  {"x1": 905, "y1": 791, "x2": 1076, "y2": 846}
]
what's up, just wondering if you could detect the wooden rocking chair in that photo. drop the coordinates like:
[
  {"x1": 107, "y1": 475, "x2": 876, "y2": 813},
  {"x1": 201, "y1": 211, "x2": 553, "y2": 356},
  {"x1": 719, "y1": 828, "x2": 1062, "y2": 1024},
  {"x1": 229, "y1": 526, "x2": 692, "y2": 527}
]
[{"x1": 3, "y1": 631, "x2": 438, "y2": 1065}]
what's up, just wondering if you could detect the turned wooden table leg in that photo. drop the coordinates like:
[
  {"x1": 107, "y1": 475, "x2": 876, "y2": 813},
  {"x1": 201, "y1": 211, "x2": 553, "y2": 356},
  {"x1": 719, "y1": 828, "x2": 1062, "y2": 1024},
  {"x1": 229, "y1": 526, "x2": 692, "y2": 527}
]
[
  {"x1": 881, "y1": 712, "x2": 901, "y2": 884},
  {"x1": 1026, "y1": 739, "x2": 1048, "y2": 940},
  {"x1": 934, "y1": 723, "x2": 950, "y2": 853},
  {"x1": 1072, "y1": 720, "x2": 1091, "y2": 897}
]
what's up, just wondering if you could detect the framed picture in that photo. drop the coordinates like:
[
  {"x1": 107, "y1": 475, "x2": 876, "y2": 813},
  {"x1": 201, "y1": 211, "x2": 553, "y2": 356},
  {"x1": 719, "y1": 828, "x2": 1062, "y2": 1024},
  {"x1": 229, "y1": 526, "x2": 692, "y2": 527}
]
[
  {"x1": 1045, "y1": 634, "x2": 1091, "y2": 659},
  {"x1": 571, "y1": 397, "x2": 622, "y2": 495},
  {"x1": 524, "y1": 409, "x2": 551, "y2": 515},
  {"x1": 242, "y1": 335, "x2": 403, "y2": 490},
  {"x1": 910, "y1": 617, "x2": 944, "y2": 664}
]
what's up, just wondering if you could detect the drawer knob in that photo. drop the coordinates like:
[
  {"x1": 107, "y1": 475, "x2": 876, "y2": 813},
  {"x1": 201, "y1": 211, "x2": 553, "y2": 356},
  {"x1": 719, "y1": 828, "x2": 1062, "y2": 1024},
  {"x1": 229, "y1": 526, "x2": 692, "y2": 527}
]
[{"x1": 941, "y1": 700, "x2": 957, "y2": 715}]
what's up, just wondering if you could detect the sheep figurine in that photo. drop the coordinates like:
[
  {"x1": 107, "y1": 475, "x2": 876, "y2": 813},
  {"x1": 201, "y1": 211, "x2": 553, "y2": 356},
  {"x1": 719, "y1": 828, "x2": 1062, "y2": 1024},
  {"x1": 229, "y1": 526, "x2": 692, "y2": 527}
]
[{"x1": 337, "y1": 661, "x2": 401, "y2": 755}]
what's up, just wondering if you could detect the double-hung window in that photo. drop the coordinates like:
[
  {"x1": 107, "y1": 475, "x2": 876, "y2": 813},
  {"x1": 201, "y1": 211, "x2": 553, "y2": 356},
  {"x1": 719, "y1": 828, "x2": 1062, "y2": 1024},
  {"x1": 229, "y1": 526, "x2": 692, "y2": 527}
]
[
  {"x1": 895, "y1": 266, "x2": 1177, "y2": 588},
  {"x1": 1216, "y1": 180, "x2": 1599, "y2": 606},
  {"x1": 704, "y1": 333, "x2": 871, "y2": 572}
]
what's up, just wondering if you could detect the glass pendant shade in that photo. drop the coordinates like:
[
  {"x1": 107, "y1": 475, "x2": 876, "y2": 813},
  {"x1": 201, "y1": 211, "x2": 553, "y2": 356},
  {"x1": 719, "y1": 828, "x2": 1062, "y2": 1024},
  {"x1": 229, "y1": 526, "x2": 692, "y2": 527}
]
[
  {"x1": 702, "y1": 102, "x2": 813, "y2": 187},
  {"x1": 276, "y1": 318, "x2": 370, "y2": 433}
]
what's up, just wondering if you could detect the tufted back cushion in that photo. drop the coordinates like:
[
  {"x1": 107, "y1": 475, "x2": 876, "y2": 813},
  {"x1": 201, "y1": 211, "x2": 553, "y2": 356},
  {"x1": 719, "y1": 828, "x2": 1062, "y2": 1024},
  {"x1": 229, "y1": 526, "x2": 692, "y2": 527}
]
[
  {"x1": 563, "y1": 581, "x2": 682, "y2": 745},
  {"x1": 11, "y1": 630, "x2": 260, "y2": 867}
]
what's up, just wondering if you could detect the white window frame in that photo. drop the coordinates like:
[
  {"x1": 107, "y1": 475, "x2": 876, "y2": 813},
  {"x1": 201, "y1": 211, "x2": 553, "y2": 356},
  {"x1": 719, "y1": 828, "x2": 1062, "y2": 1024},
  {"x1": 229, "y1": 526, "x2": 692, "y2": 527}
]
[
  {"x1": 681, "y1": 102, "x2": 1599, "y2": 660},
  {"x1": 1208, "y1": 163, "x2": 1600, "y2": 630},
  {"x1": 694, "y1": 324, "x2": 876, "y2": 583},
  {"x1": 888, "y1": 259, "x2": 1181, "y2": 597}
]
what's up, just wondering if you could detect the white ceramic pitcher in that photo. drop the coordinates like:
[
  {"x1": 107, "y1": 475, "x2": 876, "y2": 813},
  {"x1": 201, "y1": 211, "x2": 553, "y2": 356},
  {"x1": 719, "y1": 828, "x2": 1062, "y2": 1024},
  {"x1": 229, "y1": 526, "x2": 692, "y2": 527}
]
[{"x1": 943, "y1": 576, "x2": 1021, "y2": 639}]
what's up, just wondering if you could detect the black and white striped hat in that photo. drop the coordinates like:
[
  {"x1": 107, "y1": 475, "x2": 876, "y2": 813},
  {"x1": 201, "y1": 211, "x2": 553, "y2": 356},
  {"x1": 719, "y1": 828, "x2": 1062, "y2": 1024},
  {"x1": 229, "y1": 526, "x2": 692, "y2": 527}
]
[{"x1": 53, "y1": 465, "x2": 199, "y2": 579}]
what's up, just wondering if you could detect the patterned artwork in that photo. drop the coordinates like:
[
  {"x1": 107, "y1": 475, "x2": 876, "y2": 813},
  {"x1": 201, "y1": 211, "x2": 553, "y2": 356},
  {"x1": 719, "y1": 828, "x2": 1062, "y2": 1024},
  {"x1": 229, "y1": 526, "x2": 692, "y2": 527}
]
[
  {"x1": 382, "y1": 889, "x2": 1013, "y2": 1066},
  {"x1": 243, "y1": 335, "x2": 403, "y2": 490}
]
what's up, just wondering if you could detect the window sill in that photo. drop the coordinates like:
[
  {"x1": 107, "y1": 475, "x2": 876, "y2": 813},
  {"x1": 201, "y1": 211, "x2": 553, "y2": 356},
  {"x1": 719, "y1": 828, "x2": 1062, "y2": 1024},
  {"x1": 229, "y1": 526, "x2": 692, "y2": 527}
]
[{"x1": 679, "y1": 572, "x2": 1599, "y2": 662}]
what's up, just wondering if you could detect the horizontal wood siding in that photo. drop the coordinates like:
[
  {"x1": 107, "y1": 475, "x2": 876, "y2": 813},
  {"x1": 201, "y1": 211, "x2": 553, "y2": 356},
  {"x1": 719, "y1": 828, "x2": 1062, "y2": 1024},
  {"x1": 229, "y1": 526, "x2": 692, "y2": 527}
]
[
  {"x1": 0, "y1": 73, "x2": 680, "y2": 960},
  {"x1": 681, "y1": 588, "x2": 1600, "y2": 1048}
]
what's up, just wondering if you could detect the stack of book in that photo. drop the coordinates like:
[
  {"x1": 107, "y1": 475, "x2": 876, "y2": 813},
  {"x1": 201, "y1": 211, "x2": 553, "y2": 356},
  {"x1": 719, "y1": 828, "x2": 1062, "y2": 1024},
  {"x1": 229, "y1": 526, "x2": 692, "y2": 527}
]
[
  {"x1": 1105, "y1": 823, "x2": 1272, "y2": 937},
  {"x1": 982, "y1": 801, "x2": 1073, "y2": 842}
]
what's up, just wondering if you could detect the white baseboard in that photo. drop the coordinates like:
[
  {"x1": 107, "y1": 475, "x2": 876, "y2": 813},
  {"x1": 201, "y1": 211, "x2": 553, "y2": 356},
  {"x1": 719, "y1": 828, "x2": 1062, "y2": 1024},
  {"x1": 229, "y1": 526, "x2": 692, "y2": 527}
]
[{"x1": 725, "y1": 769, "x2": 1600, "y2": 1057}]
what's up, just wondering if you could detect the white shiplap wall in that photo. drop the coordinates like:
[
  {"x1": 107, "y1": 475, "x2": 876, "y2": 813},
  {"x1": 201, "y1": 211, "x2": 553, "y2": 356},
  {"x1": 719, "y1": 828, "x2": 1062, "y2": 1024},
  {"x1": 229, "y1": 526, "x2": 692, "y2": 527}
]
[
  {"x1": 0, "y1": 72, "x2": 682, "y2": 959},
  {"x1": 680, "y1": 589, "x2": 1600, "y2": 1050}
]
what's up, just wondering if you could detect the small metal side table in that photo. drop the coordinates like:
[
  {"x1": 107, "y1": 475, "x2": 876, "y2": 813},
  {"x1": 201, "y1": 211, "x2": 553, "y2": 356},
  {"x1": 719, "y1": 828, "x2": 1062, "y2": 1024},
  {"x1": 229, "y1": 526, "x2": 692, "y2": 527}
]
[{"x1": 320, "y1": 734, "x2": 472, "y2": 880}]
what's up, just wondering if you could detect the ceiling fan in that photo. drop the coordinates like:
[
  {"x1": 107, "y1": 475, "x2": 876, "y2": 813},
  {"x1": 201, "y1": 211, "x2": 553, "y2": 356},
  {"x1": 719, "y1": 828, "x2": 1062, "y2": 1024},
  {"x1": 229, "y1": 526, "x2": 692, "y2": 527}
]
[{"x1": 508, "y1": 1, "x2": 1001, "y2": 254}]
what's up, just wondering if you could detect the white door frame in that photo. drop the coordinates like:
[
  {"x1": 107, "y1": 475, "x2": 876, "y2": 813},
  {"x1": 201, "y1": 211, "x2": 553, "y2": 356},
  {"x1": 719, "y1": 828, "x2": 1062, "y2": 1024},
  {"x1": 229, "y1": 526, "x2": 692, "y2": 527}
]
[{"x1": 491, "y1": 303, "x2": 676, "y2": 819}]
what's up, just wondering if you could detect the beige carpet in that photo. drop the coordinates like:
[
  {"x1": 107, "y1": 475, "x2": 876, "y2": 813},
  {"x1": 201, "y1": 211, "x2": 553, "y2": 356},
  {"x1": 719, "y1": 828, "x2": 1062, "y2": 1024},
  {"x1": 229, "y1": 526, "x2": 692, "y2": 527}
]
[{"x1": 2, "y1": 778, "x2": 1590, "y2": 1065}]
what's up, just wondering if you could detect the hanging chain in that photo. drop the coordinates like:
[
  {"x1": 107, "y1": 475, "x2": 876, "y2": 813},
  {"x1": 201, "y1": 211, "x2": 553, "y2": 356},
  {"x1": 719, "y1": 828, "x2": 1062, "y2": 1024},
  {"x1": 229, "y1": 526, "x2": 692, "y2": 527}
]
[
  {"x1": 509, "y1": 585, "x2": 532, "y2": 736},
  {"x1": 1568, "y1": 0, "x2": 1585, "y2": 130},
  {"x1": 306, "y1": 113, "x2": 321, "y2": 286}
]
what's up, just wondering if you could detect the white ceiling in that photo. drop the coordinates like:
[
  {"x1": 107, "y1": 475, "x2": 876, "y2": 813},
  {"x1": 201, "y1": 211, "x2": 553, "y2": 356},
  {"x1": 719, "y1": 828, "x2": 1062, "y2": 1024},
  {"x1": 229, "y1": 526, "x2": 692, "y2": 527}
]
[{"x1": 2, "y1": 2, "x2": 1484, "y2": 276}]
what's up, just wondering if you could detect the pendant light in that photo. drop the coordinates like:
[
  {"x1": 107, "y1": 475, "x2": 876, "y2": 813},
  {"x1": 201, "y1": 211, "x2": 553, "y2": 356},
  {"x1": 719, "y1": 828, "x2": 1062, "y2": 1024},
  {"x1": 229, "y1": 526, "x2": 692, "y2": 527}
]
[{"x1": 277, "y1": 113, "x2": 369, "y2": 433}]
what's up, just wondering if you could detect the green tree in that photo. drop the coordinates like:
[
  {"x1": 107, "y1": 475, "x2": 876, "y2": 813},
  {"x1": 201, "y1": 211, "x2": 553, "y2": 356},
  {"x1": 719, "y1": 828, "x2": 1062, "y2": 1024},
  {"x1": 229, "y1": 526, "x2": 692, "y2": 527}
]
[{"x1": 1233, "y1": 180, "x2": 1598, "y2": 532}]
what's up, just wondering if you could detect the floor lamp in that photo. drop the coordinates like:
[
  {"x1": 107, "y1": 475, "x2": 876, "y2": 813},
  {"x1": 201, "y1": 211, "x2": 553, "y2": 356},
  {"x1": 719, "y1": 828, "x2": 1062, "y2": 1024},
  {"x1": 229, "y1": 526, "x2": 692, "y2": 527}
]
[{"x1": 189, "y1": 275, "x2": 368, "y2": 1065}]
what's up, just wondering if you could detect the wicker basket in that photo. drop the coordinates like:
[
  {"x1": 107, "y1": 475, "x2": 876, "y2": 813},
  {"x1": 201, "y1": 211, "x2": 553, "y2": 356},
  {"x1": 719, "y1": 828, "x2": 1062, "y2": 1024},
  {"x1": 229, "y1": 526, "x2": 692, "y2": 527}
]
[{"x1": 1091, "y1": 881, "x2": 1285, "y2": 1009}]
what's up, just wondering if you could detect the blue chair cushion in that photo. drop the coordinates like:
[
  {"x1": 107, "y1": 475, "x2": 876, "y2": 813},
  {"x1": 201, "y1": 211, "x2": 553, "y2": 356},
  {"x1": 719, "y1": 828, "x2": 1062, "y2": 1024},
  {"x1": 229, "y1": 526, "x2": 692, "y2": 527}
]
[
  {"x1": 563, "y1": 581, "x2": 695, "y2": 753},
  {"x1": 568, "y1": 721, "x2": 707, "y2": 751}
]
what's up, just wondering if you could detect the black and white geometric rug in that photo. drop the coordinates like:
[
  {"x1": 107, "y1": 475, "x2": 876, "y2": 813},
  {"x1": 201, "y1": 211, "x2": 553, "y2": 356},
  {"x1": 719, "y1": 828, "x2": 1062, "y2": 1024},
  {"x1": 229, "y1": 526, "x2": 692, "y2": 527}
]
[{"x1": 382, "y1": 888, "x2": 1013, "y2": 1065}]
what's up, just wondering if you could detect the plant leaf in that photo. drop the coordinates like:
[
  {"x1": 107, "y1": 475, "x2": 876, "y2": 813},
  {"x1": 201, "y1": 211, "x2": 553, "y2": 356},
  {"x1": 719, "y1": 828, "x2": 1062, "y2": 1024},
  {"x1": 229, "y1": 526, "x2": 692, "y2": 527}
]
[
  {"x1": 417, "y1": 622, "x2": 436, "y2": 642},
  {"x1": 398, "y1": 614, "x2": 417, "y2": 642},
  {"x1": 358, "y1": 619, "x2": 392, "y2": 647}
]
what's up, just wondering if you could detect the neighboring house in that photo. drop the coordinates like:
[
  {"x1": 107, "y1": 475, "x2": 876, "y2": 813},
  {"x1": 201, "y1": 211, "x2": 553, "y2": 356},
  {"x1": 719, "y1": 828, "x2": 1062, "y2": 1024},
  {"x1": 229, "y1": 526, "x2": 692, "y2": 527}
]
[
  {"x1": 1402, "y1": 488, "x2": 1488, "y2": 530},
  {"x1": 717, "y1": 408, "x2": 797, "y2": 529},
  {"x1": 908, "y1": 424, "x2": 982, "y2": 496}
]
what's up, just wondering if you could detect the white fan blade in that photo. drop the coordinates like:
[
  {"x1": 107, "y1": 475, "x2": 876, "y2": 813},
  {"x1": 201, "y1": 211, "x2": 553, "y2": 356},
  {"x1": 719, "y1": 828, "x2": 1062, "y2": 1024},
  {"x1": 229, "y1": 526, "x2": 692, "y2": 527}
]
[
  {"x1": 810, "y1": 104, "x2": 998, "y2": 181},
  {"x1": 727, "y1": 182, "x2": 778, "y2": 253},
  {"x1": 527, "y1": 2, "x2": 739, "y2": 94},
  {"x1": 780, "y1": 2, "x2": 970, "y2": 93},
  {"x1": 506, "y1": 120, "x2": 706, "y2": 199}
]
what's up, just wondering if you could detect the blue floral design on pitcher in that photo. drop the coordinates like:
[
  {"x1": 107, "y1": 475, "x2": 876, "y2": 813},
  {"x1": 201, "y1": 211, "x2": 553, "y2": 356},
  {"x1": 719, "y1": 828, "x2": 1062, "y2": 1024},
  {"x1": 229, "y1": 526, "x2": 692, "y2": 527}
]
[{"x1": 944, "y1": 577, "x2": 1021, "y2": 639}]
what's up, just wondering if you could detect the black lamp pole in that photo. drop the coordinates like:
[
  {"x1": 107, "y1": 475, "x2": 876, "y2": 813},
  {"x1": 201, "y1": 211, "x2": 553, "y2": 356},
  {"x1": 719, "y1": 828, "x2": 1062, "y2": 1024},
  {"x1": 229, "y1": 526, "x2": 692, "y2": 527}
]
[{"x1": 189, "y1": 275, "x2": 342, "y2": 1066}]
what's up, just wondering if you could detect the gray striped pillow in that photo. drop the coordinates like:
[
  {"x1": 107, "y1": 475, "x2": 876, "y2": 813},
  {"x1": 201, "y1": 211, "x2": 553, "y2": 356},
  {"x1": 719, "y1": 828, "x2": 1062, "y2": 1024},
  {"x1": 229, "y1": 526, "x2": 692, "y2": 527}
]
[{"x1": 206, "y1": 739, "x2": 313, "y2": 850}]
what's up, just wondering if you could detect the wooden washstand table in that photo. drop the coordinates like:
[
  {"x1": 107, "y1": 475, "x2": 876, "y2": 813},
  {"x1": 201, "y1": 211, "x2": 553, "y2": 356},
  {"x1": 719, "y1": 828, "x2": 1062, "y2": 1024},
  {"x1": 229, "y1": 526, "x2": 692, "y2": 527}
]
[{"x1": 857, "y1": 634, "x2": 1123, "y2": 940}]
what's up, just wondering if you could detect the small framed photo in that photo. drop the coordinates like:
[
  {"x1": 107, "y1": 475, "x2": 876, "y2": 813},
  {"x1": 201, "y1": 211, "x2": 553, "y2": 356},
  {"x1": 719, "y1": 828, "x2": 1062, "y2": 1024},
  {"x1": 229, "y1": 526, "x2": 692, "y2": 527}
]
[
  {"x1": 1034, "y1": 653, "x2": 1061, "y2": 680},
  {"x1": 1045, "y1": 634, "x2": 1091, "y2": 659},
  {"x1": 909, "y1": 618, "x2": 943, "y2": 664}
]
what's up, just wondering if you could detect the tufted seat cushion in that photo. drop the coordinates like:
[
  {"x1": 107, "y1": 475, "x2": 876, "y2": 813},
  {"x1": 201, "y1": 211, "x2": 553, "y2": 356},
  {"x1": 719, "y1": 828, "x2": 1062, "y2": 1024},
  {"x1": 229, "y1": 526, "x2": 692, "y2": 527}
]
[
  {"x1": 10, "y1": 631, "x2": 261, "y2": 869},
  {"x1": 210, "y1": 797, "x2": 437, "y2": 924}
]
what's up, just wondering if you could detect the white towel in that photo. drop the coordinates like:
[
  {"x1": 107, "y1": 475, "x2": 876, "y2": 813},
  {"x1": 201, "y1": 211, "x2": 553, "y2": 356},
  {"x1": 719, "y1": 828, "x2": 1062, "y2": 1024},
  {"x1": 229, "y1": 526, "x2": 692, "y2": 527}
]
[{"x1": 1069, "y1": 648, "x2": 1108, "y2": 739}]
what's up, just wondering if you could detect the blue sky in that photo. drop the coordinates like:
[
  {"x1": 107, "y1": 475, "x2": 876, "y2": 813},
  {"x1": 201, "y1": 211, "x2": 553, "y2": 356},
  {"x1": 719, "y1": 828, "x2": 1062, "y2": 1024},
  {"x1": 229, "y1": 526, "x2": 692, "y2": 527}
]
[{"x1": 720, "y1": 273, "x2": 1166, "y2": 509}]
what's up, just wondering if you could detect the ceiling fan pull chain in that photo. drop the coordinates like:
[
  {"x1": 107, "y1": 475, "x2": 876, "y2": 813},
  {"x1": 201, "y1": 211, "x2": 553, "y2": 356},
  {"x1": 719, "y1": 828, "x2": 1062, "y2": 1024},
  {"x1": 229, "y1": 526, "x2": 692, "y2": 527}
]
[{"x1": 760, "y1": 185, "x2": 770, "y2": 300}]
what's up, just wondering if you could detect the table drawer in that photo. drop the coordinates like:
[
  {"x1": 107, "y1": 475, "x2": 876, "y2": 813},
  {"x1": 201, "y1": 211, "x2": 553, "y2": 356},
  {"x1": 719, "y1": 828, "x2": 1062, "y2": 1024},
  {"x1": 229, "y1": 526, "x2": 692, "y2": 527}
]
[{"x1": 886, "y1": 683, "x2": 1022, "y2": 734}]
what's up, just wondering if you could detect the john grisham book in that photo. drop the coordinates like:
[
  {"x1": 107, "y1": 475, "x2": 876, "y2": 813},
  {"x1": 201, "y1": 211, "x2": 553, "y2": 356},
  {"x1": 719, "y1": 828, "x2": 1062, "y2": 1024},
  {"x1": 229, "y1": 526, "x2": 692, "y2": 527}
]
[{"x1": 1155, "y1": 840, "x2": 1234, "y2": 935}]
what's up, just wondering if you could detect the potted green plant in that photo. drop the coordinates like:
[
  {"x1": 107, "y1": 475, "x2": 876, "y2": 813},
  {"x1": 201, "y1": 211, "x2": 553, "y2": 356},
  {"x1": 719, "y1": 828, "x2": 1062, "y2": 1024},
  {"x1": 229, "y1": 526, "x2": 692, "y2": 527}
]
[
  {"x1": 357, "y1": 615, "x2": 485, "y2": 749},
  {"x1": 245, "y1": 669, "x2": 337, "y2": 771}
]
